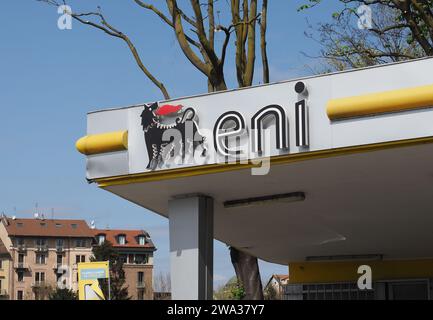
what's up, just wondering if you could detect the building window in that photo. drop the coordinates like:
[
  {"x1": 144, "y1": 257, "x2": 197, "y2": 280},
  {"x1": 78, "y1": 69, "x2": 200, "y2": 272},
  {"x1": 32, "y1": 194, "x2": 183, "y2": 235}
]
[
  {"x1": 17, "y1": 271, "x2": 24, "y2": 282},
  {"x1": 55, "y1": 223, "x2": 62, "y2": 228},
  {"x1": 16, "y1": 238, "x2": 24, "y2": 246},
  {"x1": 17, "y1": 290, "x2": 23, "y2": 300},
  {"x1": 36, "y1": 253, "x2": 46, "y2": 265},
  {"x1": 75, "y1": 255, "x2": 85, "y2": 264},
  {"x1": 17, "y1": 223, "x2": 23, "y2": 228},
  {"x1": 36, "y1": 238, "x2": 46, "y2": 246},
  {"x1": 75, "y1": 239, "x2": 86, "y2": 248},
  {"x1": 56, "y1": 239, "x2": 64, "y2": 248},
  {"x1": 134, "y1": 254, "x2": 148, "y2": 264},
  {"x1": 35, "y1": 272, "x2": 45, "y2": 283},
  {"x1": 0, "y1": 279, "x2": 2, "y2": 291},
  {"x1": 119, "y1": 254, "x2": 127, "y2": 264},
  {"x1": 0, "y1": 259, "x2": 2, "y2": 269},
  {"x1": 71, "y1": 224, "x2": 77, "y2": 229},
  {"x1": 283, "y1": 282, "x2": 375, "y2": 300},
  {"x1": 98, "y1": 235, "x2": 105, "y2": 245},
  {"x1": 138, "y1": 272, "x2": 144, "y2": 284},
  {"x1": 18, "y1": 253, "x2": 24, "y2": 264},
  {"x1": 57, "y1": 254, "x2": 63, "y2": 266},
  {"x1": 138, "y1": 236, "x2": 146, "y2": 245},
  {"x1": 137, "y1": 271, "x2": 145, "y2": 300},
  {"x1": 118, "y1": 235, "x2": 126, "y2": 245}
]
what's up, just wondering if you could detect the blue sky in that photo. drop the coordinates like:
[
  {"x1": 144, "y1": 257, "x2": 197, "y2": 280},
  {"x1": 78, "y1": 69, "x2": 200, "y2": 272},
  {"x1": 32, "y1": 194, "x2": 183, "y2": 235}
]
[{"x1": 0, "y1": 0, "x2": 341, "y2": 287}]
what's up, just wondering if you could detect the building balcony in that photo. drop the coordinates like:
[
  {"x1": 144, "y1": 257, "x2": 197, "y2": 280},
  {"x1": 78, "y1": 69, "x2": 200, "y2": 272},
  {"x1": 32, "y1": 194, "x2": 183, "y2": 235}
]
[
  {"x1": 36, "y1": 245, "x2": 48, "y2": 252},
  {"x1": 137, "y1": 282, "x2": 146, "y2": 289},
  {"x1": 56, "y1": 246, "x2": 65, "y2": 253},
  {"x1": 124, "y1": 260, "x2": 150, "y2": 266},
  {"x1": 32, "y1": 281, "x2": 48, "y2": 288},
  {"x1": 14, "y1": 262, "x2": 29, "y2": 270},
  {"x1": 17, "y1": 244, "x2": 26, "y2": 252}
]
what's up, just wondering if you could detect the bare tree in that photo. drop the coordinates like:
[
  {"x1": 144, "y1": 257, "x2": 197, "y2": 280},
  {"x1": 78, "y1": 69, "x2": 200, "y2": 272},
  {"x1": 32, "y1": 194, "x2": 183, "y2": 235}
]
[
  {"x1": 39, "y1": 0, "x2": 269, "y2": 300},
  {"x1": 299, "y1": 0, "x2": 432, "y2": 71},
  {"x1": 154, "y1": 271, "x2": 171, "y2": 293}
]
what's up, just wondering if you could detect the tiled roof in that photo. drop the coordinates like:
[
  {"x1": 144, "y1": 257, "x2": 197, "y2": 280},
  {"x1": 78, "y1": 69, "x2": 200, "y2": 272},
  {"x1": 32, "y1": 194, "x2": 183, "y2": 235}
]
[
  {"x1": 265, "y1": 274, "x2": 290, "y2": 289},
  {"x1": 2, "y1": 218, "x2": 94, "y2": 238},
  {"x1": 94, "y1": 229, "x2": 156, "y2": 249},
  {"x1": 274, "y1": 274, "x2": 289, "y2": 281}
]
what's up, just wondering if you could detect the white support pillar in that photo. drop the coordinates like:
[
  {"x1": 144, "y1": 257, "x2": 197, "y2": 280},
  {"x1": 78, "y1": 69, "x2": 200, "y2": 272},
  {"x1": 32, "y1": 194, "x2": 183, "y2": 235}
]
[{"x1": 169, "y1": 195, "x2": 214, "y2": 300}]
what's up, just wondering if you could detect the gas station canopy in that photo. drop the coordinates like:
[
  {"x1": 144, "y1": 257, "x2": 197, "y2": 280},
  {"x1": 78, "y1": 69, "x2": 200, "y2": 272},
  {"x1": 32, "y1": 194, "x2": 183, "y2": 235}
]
[{"x1": 77, "y1": 57, "x2": 433, "y2": 266}]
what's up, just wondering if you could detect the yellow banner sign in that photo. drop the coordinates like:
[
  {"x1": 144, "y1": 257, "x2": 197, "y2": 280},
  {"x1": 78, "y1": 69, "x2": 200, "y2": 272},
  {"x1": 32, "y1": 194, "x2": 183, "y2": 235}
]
[{"x1": 78, "y1": 261, "x2": 109, "y2": 300}]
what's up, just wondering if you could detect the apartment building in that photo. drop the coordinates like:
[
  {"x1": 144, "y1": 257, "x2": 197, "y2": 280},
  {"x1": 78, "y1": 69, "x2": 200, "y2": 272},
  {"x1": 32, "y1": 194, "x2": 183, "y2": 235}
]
[
  {"x1": 94, "y1": 229, "x2": 156, "y2": 300},
  {"x1": 0, "y1": 215, "x2": 94, "y2": 300},
  {"x1": 264, "y1": 274, "x2": 289, "y2": 299},
  {"x1": 0, "y1": 238, "x2": 11, "y2": 299}
]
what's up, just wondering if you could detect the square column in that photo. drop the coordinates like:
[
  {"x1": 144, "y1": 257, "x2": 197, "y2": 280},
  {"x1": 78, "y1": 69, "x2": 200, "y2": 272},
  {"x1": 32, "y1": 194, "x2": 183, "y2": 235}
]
[{"x1": 169, "y1": 196, "x2": 213, "y2": 300}]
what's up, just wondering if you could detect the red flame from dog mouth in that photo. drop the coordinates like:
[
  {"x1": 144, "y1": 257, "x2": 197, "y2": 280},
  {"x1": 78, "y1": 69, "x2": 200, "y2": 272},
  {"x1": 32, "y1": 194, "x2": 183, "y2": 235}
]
[{"x1": 155, "y1": 104, "x2": 183, "y2": 116}]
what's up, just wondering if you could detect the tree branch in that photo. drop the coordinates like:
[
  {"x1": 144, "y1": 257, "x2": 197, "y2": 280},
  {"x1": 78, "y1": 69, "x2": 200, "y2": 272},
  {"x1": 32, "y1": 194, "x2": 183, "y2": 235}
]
[
  {"x1": 260, "y1": 0, "x2": 269, "y2": 84},
  {"x1": 190, "y1": 0, "x2": 220, "y2": 70},
  {"x1": 73, "y1": 10, "x2": 171, "y2": 99},
  {"x1": 244, "y1": 0, "x2": 257, "y2": 86},
  {"x1": 208, "y1": 0, "x2": 215, "y2": 51},
  {"x1": 217, "y1": 24, "x2": 234, "y2": 67},
  {"x1": 167, "y1": 0, "x2": 211, "y2": 77},
  {"x1": 133, "y1": 0, "x2": 201, "y2": 49}
]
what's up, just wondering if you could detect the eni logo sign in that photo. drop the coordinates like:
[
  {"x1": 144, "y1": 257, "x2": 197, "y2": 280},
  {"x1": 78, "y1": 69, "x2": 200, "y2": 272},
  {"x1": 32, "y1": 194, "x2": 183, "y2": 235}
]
[
  {"x1": 139, "y1": 81, "x2": 310, "y2": 171},
  {"x1": 140, "y1": 103, "x2": 207, "y2": 170},
  {"x1": 77, "y1": 80, "x2": 433, "y2": 174},
  {"x1": 214, "y1": 81, "x2": 309, "y2": 158},
  {"x1": 77, "y1": 81, "x2": 314, "y2": 174}
]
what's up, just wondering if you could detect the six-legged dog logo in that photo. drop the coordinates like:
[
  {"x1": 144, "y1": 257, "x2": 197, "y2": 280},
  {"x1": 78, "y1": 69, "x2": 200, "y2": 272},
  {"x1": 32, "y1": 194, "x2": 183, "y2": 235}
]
[{"x1": 141, "y1": 103, "x2": 207, "y2": 170}]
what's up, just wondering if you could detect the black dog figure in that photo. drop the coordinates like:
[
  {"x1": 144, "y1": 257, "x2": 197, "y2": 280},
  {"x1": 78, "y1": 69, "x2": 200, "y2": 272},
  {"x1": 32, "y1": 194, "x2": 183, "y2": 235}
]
[{"x1": 141, "y1": 102, "x2": 206, "y2": 170}]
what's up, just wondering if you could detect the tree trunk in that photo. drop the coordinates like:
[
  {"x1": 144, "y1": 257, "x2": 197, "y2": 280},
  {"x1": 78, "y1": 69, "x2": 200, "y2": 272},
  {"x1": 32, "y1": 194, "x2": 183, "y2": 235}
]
[
  {"x1": 230, "y1": 247, "x2": 264, "y2": 299},
  {"x1": 208, "y1": 69, "x2": 228, "y2": 92}
]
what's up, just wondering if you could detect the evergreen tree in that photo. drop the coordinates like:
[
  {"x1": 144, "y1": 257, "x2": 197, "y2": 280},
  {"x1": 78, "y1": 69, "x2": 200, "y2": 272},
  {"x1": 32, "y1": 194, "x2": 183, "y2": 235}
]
[
  {"x1": 214, "y1": 277, "x2": 246, "y2": 300},
  {"x1": 49, "y1": 287, "x2": 77, "y2": 300},
  {"x1": 91, "y1": 241, "x2": 130, "y2": 300}
]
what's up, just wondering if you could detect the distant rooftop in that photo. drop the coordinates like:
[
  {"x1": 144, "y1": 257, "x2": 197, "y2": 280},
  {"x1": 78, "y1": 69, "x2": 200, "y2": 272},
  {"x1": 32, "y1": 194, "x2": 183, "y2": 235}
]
[
  {"x1": 94, "y1": 229, "x2": 155, "y2": 249},
  {"x1": 1, "y1": 217, "x2": 94, "y2": 238},
  {"x1": 273, "y1": 274, "x2": 289, "y2": 281}
]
